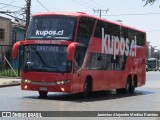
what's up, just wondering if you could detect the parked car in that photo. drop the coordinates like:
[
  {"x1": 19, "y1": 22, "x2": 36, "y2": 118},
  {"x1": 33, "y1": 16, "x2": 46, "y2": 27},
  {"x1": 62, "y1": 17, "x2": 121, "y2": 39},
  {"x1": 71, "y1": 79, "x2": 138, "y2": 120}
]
[
  {"x1": 146, "y1": 65, "x2": 148, "y2": 72},
  {"x1": 158, "y1": 67, "x2": 160, "y2": 71}
]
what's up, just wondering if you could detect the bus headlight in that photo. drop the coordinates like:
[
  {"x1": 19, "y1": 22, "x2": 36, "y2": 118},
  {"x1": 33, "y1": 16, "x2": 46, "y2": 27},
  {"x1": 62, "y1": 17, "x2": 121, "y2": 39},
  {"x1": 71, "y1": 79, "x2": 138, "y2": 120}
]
[
  {"x1": 56, "y1": 80, "x2": 70, "y2": 85},
  {"x1": 22, "y1": 79, "x2": 31, "y2": 83}
]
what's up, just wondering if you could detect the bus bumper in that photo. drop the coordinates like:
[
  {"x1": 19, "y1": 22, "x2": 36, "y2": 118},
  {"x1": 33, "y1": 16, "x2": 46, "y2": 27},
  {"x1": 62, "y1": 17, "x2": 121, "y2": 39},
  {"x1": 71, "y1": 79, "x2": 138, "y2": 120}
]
[{"x1": 21, "y1": 81, "x2": 72, "y2": 93}]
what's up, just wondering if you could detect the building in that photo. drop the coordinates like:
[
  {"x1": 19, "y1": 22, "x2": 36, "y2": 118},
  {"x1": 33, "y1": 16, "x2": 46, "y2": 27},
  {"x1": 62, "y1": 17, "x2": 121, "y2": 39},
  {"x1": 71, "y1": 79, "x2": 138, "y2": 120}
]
[
  {"x1": 154, "y1": 50, "x2": 160, "y2": 60},
  {"x1": 0, "y1": 16, "x2": 12, "y2": 45},
  {"x1": 0, "y1": 16, "x2": 25, "y2": 76},
  {"x1": 146, "y1": 42, "x2": 159, "y2": 59},
  {"x1": 12, "y1": 24, "x2": 25, "y2": 45},
  {"x1": 0, "y1": 16, "x2": 12, "y2": 69},
  {"x1": 11, "y1": 24, "x2": 25, "y2": 70}
]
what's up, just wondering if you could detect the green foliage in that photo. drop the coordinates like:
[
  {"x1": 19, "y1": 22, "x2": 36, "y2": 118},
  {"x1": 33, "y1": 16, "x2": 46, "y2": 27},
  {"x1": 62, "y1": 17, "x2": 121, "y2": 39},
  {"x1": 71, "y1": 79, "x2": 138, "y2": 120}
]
[
  {"x1": 0, "y1": 69, "x2": 19, "y2": 77},
  {"x1": 142, "y1": 0, "x2": 157, "y2": 6}
]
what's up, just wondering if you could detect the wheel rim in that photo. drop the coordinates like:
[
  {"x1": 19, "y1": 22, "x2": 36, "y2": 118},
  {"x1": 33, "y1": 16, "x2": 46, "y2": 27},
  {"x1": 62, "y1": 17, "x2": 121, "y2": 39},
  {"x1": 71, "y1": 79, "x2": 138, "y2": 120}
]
[
  {"x1": 132, "y1": 80, "x2": 135, "y2": 88},
  {"x1": 84, "y1": 82, "x2": 88, "y2": 93},
  {"x1": 126, "y1": 81, "x2": 130, "y2": 91},
  {"x1": 84, "y1": 81, "x2": 90, "y2": 98}
]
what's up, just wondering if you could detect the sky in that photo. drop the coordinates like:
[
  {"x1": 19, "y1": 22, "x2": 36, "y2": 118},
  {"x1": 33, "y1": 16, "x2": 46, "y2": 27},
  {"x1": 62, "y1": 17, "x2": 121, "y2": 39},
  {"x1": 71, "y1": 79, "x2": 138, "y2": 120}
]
[{"x1": 1, "y1": 0, "x2": 160, "y2": 49}]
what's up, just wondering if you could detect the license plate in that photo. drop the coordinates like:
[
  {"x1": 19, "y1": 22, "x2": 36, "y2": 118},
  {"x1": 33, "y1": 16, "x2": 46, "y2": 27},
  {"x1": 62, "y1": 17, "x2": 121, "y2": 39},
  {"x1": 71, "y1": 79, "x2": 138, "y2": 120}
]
[{"x1": 39, "y1": 87, "x2": 47, "y2": 91}]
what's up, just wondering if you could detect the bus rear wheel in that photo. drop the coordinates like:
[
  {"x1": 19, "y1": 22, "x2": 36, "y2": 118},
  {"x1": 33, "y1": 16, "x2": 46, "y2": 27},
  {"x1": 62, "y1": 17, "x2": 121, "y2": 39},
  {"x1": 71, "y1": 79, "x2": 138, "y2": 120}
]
[
  {"x1": 39, "y1": 91, "x2": 48, "y2": 98},
  {"x1": 116, "y1": 77, "x2": 135, "y2": 94},
  {"x1": 124, "y1": 78, "x2": 136, "y2": 94},
  {"x1": 129, "y1": 80, "x2": 135, "y2": 93},
  {"x1": 116, "y1": 81, "x2": 129, "y2": 94}
]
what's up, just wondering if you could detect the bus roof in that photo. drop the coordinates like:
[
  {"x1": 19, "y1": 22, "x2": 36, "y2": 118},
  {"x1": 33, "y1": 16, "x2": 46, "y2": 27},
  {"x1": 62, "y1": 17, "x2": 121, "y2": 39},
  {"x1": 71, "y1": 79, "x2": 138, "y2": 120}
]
[
  {"x1": 33, "y1": 11, "x2": 87, "y2": 17},
  {"x1": 32, "y1": 11, "x2": 146, "y2": 33},
  {"x1": 148, "y1": 58, "x2": 158, "y2": 60}
]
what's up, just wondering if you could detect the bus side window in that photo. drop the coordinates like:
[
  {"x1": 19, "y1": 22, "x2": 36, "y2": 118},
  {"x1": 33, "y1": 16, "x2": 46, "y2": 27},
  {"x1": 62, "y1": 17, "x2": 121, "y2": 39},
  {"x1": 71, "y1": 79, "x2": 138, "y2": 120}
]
[{"x1": 76, "y1": 17, "x2": 95, "y2": 47}]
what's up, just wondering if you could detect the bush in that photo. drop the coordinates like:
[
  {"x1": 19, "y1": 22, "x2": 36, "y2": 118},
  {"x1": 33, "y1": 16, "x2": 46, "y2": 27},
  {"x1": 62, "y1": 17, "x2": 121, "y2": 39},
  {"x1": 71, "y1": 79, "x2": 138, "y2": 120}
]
[{"x1": 0, "y1": 69, "x2": 18, "y2": 77}]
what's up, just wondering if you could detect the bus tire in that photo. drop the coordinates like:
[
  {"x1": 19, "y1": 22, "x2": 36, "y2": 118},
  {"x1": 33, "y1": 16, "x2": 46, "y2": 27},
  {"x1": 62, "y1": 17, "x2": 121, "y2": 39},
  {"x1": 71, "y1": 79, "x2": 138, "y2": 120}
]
[
  {"x1": 129, "y1": 78, "x2": 136, "y2": 94},
  {"x1": 126, "y1": 76, "x2": 136, "y2": 94},
  {"x1": 39, "y1": 91, "x2": 48, "y2": 98},
  {"x1": 116, "y1": 77, "x2": 130, "y2": 94},
  {"x1": 116, "y1": 88, "x2": 126, "y2": 94},
  {"x1": 126, "y1": 79, "x2": 130, "y2": 93},
  {"x1": 83, "y1": 78, "x2": 92, "y2": 98}
]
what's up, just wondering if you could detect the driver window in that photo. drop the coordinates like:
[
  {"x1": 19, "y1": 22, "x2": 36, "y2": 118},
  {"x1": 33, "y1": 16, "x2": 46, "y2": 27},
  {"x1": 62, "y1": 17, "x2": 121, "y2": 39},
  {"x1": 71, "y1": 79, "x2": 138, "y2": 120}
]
[{"x1": 74, "y1": 46, "x2": 86, "y2": 72}]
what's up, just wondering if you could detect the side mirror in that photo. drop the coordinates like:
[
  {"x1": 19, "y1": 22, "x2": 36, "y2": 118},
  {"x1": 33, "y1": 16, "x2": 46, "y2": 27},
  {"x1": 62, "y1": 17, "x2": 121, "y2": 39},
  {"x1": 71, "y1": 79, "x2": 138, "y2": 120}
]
[
  {"x1": 67, "y1": 42, "x2": 77, "y2": 61},
  {"x1": 12, "y1": 41, "x2": 24, "y2": 59}
]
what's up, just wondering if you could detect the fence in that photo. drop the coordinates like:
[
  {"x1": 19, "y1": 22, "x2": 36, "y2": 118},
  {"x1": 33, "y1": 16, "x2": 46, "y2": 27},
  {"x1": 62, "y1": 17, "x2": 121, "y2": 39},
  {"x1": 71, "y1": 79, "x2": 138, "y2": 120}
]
[{"x1": 0, "y1": 45, "x2": 19, "y2": 77}]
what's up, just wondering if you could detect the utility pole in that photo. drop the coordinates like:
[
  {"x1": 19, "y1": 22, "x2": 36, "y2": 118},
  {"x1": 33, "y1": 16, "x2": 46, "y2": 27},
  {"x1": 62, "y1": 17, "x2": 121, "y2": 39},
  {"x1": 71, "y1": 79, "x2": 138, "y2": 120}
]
[
  {"x1": 26, "y1": 0, "x2": 31, "y2": 31},
  {"x1": 93, "y1": 9, "x2": 109, "y2": 18}
]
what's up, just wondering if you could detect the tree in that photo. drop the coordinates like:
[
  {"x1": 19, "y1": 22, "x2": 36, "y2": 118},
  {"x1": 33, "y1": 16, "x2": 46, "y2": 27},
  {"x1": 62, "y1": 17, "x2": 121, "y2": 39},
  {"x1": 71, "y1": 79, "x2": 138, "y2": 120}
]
[{"x1": 142, "y1": 0, "x2": 157, "y2": 6}]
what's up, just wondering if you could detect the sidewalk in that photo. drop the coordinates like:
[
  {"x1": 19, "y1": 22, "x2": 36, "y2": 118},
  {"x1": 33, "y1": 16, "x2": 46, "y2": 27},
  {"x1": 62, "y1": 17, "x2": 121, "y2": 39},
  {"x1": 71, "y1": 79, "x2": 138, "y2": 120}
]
[{"x1": 0, "y1": 77, "x2": 21, "y2": 88}]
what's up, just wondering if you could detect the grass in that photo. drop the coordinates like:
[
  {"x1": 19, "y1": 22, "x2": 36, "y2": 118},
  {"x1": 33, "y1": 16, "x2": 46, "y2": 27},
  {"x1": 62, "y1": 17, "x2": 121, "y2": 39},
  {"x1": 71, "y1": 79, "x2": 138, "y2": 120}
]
[{"x1": 0, "y1": 69, "x2": 19, "y2": 77}]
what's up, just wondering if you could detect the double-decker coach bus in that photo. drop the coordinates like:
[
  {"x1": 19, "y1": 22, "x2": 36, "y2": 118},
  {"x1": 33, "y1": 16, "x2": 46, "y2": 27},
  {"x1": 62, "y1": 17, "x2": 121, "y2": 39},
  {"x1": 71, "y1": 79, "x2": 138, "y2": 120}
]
[{"x1": 12, "y1": 12, "x2": 146, "y2": 97}]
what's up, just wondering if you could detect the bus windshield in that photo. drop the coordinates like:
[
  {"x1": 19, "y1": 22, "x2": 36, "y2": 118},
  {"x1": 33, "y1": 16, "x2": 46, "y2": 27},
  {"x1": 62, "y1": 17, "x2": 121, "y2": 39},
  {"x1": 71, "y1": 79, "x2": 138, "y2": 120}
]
[
  {"x1": 26, "y1": 16, "x2": 76, "y2": 40},
  {"x1": 148, "y1": 60, "x2": 156, "y2": 68},
  {"x1": 23, "y1": 45, "x2": 71, "y2": 72},
  {"x1": 148, "y1": 62, "x2": 156, "y2": 68}
]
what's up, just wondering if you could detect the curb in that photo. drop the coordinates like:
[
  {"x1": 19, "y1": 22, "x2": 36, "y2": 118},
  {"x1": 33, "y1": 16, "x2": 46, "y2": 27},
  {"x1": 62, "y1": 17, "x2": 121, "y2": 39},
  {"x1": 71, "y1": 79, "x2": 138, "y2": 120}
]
[{"x1": 0, "y1": 81, "x2": 21, "y2": 88}]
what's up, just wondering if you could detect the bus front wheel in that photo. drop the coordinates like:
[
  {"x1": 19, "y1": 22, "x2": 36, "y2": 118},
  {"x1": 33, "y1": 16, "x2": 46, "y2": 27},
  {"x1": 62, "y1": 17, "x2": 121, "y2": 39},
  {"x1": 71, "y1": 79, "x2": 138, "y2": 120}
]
[{"x1": 83, "y1": 79, "x2": 92, "y2": 98}]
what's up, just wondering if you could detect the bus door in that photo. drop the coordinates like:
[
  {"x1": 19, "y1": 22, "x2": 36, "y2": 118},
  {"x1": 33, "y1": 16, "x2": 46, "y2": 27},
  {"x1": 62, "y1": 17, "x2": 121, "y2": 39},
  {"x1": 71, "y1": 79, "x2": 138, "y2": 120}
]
[
  {"x1": 72, "y1": 69, "x2": 81, "y2": 93},
  {"x1": 72, "y1": 46, "x2": 86, "y2": 92}
]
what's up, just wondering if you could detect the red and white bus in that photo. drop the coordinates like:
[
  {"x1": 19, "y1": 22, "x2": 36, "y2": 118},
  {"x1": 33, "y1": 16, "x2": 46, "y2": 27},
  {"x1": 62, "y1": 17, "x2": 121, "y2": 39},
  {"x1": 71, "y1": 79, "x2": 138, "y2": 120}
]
[{"x1": 12, "y1": 12, "x2": 146, "y2": 97}]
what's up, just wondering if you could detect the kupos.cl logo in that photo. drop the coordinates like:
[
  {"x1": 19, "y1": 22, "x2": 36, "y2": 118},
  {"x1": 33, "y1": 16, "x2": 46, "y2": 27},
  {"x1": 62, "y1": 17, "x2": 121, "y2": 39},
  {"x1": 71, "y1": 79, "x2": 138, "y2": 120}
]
[
  {"x1": 36, "y1": 30, "x2": 64, "y2": 36},
  {"x1": 101, "y1": 28, "x2": 137, "y2": 60}
]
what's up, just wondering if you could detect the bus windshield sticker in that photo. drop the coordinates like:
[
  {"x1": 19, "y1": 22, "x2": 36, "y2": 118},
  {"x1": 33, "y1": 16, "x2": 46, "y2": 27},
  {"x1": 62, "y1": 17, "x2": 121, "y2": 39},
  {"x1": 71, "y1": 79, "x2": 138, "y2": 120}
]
[
  {"x1": 36, "y1": 46, "x2": 59, "y2": 52},
  {"x1": 35, "y1": 30, "x2": 64, "y2": 36}
]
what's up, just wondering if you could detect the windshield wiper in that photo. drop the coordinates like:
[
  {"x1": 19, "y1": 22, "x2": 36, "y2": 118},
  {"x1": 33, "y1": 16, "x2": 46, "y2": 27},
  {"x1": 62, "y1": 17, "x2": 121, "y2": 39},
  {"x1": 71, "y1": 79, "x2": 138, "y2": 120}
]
[
  {"x1": 24, "y1": 67, "x2": 51, "y2": 72},
  {"x1": 38, "y1": 65, "x2": 61, "y2": 70},
  {"x1": 30, "y1": 47, "x2": 54, "y2": 68}
]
